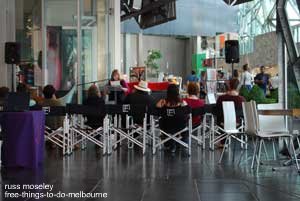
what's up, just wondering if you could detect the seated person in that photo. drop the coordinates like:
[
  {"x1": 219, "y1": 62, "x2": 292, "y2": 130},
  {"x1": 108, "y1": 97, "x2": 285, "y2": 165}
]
[
  {"x1": 216, "y1": 79, "x2": 245, "y2": 147},
  {"x1": 156, "y1": 84, "x2": 187, "y2": 153},
  {"x1": 183, "y1": 82, "x2": 205, "y2": 126},
  {"x1": 108, "y1": 69, "x2": 128, "y2": 103},
  {"x1": 83, "y1": 85, "x2": 105, "y2": 129},
  {"x1": 0, "y1": 87, "x2": 9, "y2": 105},
  {"x1": 39, "y1": 85, "x2": 64, "y2": 130},
  {"x1": 216, "y1": 78, "x2": 245, "y2": 129},
  {"x1": 16, "y1": 83, "x2": 36, "y2": 106},
  {"x1": 123, "y1": 80, "x2": 155, "y2": 125}
]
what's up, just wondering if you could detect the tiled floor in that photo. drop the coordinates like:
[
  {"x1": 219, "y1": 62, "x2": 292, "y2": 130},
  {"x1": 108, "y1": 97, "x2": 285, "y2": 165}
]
[{"x1": 1, "y1": 143, "x2": 300, "y2": 201}]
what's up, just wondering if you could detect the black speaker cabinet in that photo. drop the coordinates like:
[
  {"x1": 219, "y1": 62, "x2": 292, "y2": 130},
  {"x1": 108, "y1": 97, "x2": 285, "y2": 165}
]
[
  {"x1": 225, "y1": 40, "x2": 239, "y2": 64},
  {"x1": 5, "y1": 42, "x2": 21, "y2": 64}
]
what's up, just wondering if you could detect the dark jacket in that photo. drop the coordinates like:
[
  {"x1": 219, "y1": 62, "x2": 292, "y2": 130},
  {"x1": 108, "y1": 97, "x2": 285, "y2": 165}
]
[
  {"x1": 123, "y1": 90, "x2": 155, "y2": 124},
  {"x1": 83, "y1": 96, "x2": 105, "y2": 128}
]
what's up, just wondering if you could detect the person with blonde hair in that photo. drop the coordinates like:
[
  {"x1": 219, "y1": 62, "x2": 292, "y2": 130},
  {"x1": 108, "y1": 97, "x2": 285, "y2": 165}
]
[{"x1": 83, "y1": 84, "x2": 105, "y2": 130}]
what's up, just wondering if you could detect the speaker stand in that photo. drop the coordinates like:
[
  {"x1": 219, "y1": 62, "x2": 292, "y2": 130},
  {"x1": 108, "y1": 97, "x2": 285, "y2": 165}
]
[
  {"x1": 11, "y1": 64, "x2": 15, "y2": 92},
  {"x1": 231, "y1": 62, "x2": 234, "y2": 78}
]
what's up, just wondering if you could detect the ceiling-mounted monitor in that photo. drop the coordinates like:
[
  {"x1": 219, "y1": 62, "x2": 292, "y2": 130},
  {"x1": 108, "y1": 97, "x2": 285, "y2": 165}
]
[
  {"x1": 137, "y1": 0, "x2": 176, "y2": 29},
  {"x1": 223, "y1": 0, "x2": 253, "y2": 6}
]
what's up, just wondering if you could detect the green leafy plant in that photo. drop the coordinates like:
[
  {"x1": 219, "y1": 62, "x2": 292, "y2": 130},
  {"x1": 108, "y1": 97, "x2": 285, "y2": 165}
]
[
  {"x1": 246, "y1": 85, "x2": 277, "y2": 104},
  {"x1": 239, "y1": 86, "x2": 250, "y2": 101},
  {"x1": 144, "y1": 49, "x2": 162, "y2": 75}
]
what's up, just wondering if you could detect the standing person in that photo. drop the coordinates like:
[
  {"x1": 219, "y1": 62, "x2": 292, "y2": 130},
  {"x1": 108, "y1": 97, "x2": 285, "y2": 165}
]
[
  {"x1": 233, "y1": 69, "x2": 239, "y2": 80},
  {"x1": 199, "y1": 71, "x2": 207, "y2": 99},
  {"x1": 183, "y1": 82, "x2": 205, "y2": 126},
  {"x1": 156, "y1": 84, "x2": 187, "y2": 153},
  {"x1": 123, "y1": 80, "x2": 155, "y2": 124},
  {"x1": 238, "y1": 64, "x2": 252, "y2": 91},
  {"x1": 0, "y1": 87, "x2": 9, "y2": 105},
  {"x1": 254, "y1": 66, "x2": 270, "y2": 95},
  {"x1": 186, "y1": 70, "x2": 199, "y2": 84},
  {"x1": 16, "y1": 83, "x2": 36, "y2": 106},
  {"x1": 108, "y1": 69, "x2": 128, "y2": 104}
]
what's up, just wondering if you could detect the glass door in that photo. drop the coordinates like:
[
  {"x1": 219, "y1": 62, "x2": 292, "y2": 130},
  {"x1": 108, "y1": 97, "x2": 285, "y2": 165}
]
[{"x1": 42, "y1": 0, "x2": 100, "y2": 103}]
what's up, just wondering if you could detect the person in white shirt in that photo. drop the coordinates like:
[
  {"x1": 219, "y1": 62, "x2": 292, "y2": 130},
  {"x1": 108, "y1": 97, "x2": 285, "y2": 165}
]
[{"x1": 238, "y1": 64, "x2": 252, "y2": 91}]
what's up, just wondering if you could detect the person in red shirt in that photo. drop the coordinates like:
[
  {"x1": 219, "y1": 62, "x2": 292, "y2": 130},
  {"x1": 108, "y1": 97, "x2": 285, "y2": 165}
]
[
  {"x1": 216, "y1": 79, "x2": 246, "y2": 147},
  {"x1": 183, "y1": 82, "x2": 205, "y2": 126}
]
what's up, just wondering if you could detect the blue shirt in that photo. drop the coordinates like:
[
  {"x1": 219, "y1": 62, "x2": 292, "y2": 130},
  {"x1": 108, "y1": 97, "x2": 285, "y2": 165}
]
[{"x1": 186, "y1": 74, "x2": 199, "y2": 82}]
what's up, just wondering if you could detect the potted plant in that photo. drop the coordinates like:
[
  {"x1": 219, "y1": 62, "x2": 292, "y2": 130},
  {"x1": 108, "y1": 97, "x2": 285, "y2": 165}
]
[{"x1": 144, "y1": 49, "x2": 162, "y2": 78}]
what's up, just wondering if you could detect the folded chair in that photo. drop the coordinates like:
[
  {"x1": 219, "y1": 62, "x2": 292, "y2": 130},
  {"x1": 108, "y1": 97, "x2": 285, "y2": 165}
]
[
  {"x1": 105, "y1": 104, "x2": 147, "y2": 154},
  {"x1": 150, "y1": 106, "x2": 192, "y2": 156},
  {"x1": 43, "y1": 106, "x2": 71, "y2": 155},
  {"x1": 190, "y1": 106, "x2": 215, "y2": 150},
  {"x1": 68, "y1": 104, "x2": 109, "y2": 155},
  {"x1": 218, "y1": 102, "x2": 246, "y2": 163},
  {"x1": 243, "y1": 101, "x2": 300, "y2": 173}
]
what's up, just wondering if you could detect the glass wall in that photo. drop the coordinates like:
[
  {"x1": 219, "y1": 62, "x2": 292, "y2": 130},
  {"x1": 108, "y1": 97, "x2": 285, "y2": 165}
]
[
  {"x1": 15, "y1": 0, "x2": 42, "y2": 86},
  {"x1": 44, "y1": 0, "x2": 98, "y2": 91},
  {"x1": 15, "y1": 0, "x2": 109, "y2": 103},
  {"x1": 237, "y1": 0, "x2": 277, "y2": 55},
  {"x1": 286, "y1": 0, "x2": 300, "y2": 108}
]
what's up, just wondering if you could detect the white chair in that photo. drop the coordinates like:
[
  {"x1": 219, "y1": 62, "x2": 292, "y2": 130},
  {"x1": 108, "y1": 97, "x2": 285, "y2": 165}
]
[
  {"x1": 218, "y1": 102, "x2": 246, "y2": 163},
  {"x1": 150, "y1": 106, "x2": 192, "y2": 156},
  {"x1": 106, "y1": 104, "x2": 147, "y2": 155},
  {"x1": 190, "y1": 106, "x2": 215, "y2": 150},
  {"x1": 43, "y1": 106, "x2": 71, "y2": 155},
  {"x1": 68, "y1": 104, "x2": 109, "y2": 155},
  {"x1": 242, "y1": 101, "x2": 300, "y2": 173}
]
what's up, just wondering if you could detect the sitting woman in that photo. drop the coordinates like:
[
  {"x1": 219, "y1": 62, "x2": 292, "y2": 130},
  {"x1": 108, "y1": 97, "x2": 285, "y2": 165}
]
[
  {"x1": 108, "y1": 69, "x2": 128, "y2": 104},
  {"x1": 156, "y1": 84, "x2": 187, "y2": 153},
  {"x1": 183, "y1": 82, "x2": 205, "y2": 126},
  {"x1": 84, "y1": 85, "x2": 105, "y2": 130}
]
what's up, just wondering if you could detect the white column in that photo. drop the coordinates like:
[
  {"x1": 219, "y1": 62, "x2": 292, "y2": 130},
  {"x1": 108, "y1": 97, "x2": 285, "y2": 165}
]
[
  {"x1": 42, "y1": 0, "x2": 48, "y2": 86},
  {"x1": 0, "y1": 0, "x2": 15, "y2": 89},
  {"x1": 137, "y1": 32, "x2": 143, "y2": 66},
  {"x1": 108, "y1": 0, "x2": 121, "y2": 73},
  {"x1": 77, "y1": 0, "x2": 83, "y2": 104}
]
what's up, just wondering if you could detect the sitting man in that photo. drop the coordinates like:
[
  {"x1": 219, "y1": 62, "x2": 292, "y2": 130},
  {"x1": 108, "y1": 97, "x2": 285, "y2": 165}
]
[
  {"x1": 123, "y1": 80, "x2": 155, "y2": 125},
  {"x1": 216, "y1": 79, "x2": 246, "y2": 147},
  {"x1": 39, "y1": 85, "x2": 64, "y2": 130}
]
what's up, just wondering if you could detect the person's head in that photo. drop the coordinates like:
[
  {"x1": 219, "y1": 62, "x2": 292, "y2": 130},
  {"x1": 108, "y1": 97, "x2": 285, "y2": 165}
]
[
  {"x1": 111, "y1": 69, "x2": 120, "y2": 81},
  {"x1": 260, "y1": 66, "x2": 265, "y2": 73},
  {"x1": 200, "y1": 71, "x2": 206, "y2": 78},
  {"x1": 191, "y1": 70, "x2": 196, "y2": 75},
  {"x1": 87, "y1": 84, "x2": 100, "y2": 98},
  {"x1": 187, "y1": 82, "x2": 200, "y2": 96},
  {"x1": 166, "y1": 84, "x2": 180, "y2": 106},
  {"x1": 228, "y1": 79, "x2": 240, "y2": 91},
  {"x1": 243, "y1": 64, "x2": 248, "y2": 71},
  {"x1": 0, "y1": 87, "x2": 9, "y2": 98},
  {"x1": 233, "y1": 69, "x2": 239, "y2": 78},
  {"x1": 43, "y1": 85, "x2": 56, "y2": 99}
]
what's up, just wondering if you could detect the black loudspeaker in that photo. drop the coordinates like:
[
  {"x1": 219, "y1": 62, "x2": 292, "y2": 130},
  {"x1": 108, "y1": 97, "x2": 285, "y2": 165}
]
[
  {"x1": 5, "y1": 42, "x2": 21, "y2": 64},
  {"x1": 225, "y1": 40, "x2": 239, "y2": 64}
]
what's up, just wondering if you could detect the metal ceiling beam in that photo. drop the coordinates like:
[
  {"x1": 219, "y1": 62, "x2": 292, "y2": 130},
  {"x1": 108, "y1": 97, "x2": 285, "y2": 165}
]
[
  {"x1": 121, "y1": 0, "x2": 175, "y2": 22},
  {"x1": 277, "y1": 0, "x2": 298, "y2": 64}
]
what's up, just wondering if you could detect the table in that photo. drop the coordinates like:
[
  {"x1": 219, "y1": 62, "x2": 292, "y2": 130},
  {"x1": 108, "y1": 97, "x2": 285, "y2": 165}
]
[
  {"x1": 258, "y1": 109, "x2": 300, "y2": 117},
  {"x1": 1, "y1": 111, "x2": 45, "y2": 168}
]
